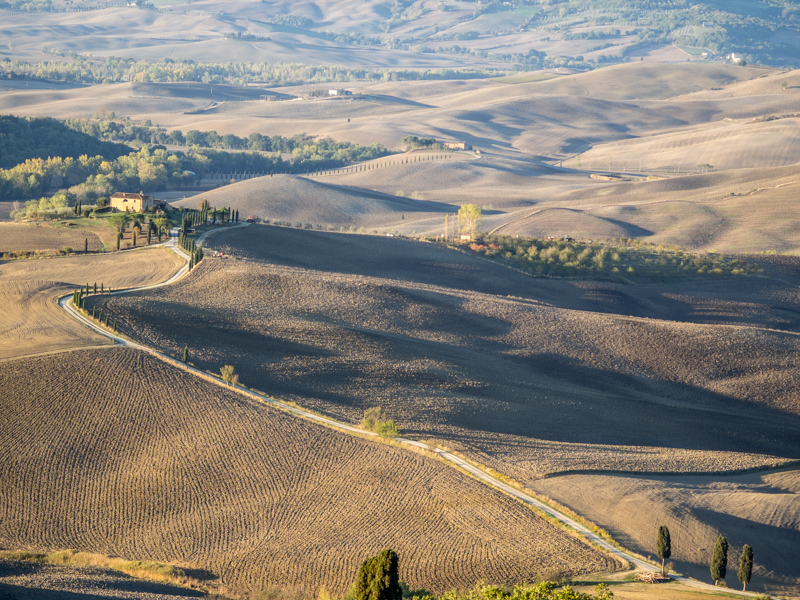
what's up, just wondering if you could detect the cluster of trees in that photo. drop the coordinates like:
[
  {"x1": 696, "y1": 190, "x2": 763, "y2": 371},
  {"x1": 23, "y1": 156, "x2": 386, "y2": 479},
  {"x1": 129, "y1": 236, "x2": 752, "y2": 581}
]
[
  {"x1": 347, "y1": 549, "x2": 614, "y2": 600},
  {"x1": 402, "y1": 136, "x2": 438, "y2": 149},
  {"x1": 64, "y1": 116, "x2": 393, "y2": 163},
  {"x1": 656, "y1": 526, "x2": 754, "y2": 591},
  {"x1": 360, "y1": 407, "x2": 399, "y2": 438},
  {"x1": 0, "y1": 115, "x2": 132, "y2": 169},
  {"x1": 461, "y1": 235, "x2": 760, "y2": 282}
]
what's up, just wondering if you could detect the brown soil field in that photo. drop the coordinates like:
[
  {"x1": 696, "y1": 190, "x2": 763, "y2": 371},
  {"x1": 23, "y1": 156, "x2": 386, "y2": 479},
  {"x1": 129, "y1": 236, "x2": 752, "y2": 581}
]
[
  {"x1": 87, "y1": 226, "x2": 800, "y2": 479},
  {"x1": 0, "y1": 223, "x2": 104, "y2": 254},
  {"x1": 0, "y1": 559, "x2": 203, "y2": 600},
  {"x1": 530, "y1": 468, "x2": 800, "y2": 598},
  {"x1": 0, "y1": 246, "x2": 183, "y2": 360},
  {"x1": 0, "y1": 347, "x2": 618, "y2": 596}
]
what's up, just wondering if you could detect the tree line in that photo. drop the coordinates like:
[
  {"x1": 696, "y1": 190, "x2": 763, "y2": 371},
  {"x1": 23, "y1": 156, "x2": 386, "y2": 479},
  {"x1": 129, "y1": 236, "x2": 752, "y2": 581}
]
[
  {"x1": 655, "y1": 526, "x2": 755, "y2": 591},
  {"x1": 459, "y1": 234, "x2": 761, "y2": 282}
]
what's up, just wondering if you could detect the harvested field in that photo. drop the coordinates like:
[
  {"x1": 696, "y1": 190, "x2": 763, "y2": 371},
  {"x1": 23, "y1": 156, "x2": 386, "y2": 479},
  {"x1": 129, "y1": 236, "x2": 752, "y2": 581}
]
[
  {"x1": 0, "y1": 223, "x2": 103, "y2": 254},
  {"x1": 88, "y1": 227, "x2": 800, "y2": 481},
  {"x1": 530, "y1": 468, "x2": 800, "y2": 597},
  {"x1": 0, "y1": 246, "x2": 183, "y2": 360},
  {"x1": 0, "y1": 348, "x2": 618, "y2": 595},
  {"x1": 0, "y1": 559, "x2": 202, "y2": 600},
  {"x1": 173, "y1": 173, "x2": 455, "y2": 229}
]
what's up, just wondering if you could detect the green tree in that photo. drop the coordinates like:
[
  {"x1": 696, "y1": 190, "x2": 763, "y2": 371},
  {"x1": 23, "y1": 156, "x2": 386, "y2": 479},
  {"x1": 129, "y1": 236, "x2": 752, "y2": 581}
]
[
  {"x1": 220, "y1": 364, "x2": 239, "y2": 386},
  {"x1": 116, "y1": 231, "x2": 122, "y2": 250},
  {"x1": 182, "y1": 345, "x2": 189, "y2": 363},
  {"x1": 656, "y1": 525, "x2": 671, "y2": 576},
  {"x1": 351, "y1": 549, "x2": 402, "y2": 600},
  {"x1": 710, "y1": 535, "x2": 728, "y2": 585},
  {"x1": 84, "y1": 237, "x2": 88, "y2": 253},
  {"x1": 457, "y1": 203, "x2": 482, "y2": 240},
  {"x1": 737, "y1": 544, "x2": 753, "y2": 591}
]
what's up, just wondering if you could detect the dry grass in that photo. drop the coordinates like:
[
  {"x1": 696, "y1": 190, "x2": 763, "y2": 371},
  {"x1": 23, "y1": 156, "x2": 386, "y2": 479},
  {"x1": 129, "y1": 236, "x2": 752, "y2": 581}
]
[
  {"x1": 0, "y1": 557, "x2": 205, "y2": 600},
  {"x1": 0, "y1": 246, "x2": 183, "y2": 360},
  {"x1": 87, "y1": 226, "x2": 800, "y2": 480},
  {"x1": 0, "y1": 347, "x2": 618, "y2": 596},
  {"x1": 530, "y1": 468, "x2": 800, "y2": 598},
  {"x1": 0, "y1": 222, "x2": 103, "y2": 254}
]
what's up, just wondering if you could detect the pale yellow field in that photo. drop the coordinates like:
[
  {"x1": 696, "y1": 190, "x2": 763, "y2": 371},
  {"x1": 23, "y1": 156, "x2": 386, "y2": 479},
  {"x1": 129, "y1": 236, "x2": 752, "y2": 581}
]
[
  {"x1": 531, "y1": 468, "x2": 800, "y2": 598},
  {"x1": 0, "y1": 247, "x2": 183, "y2": 360}
]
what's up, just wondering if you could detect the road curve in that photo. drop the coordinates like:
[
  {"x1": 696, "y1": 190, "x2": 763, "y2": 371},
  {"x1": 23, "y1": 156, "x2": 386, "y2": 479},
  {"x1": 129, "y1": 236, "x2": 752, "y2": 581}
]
[{"x1": 58, "y1": 224, "x2": 765, "y2": 598}]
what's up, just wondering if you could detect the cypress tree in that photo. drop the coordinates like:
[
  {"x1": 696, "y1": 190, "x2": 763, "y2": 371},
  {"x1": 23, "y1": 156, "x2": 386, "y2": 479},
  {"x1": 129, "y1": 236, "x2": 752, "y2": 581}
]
[
  {"x1": 84, "y1": 238, "x2": 88, "y2": 253},
  {"x1": 147, "y1": 228, "x2": 152, "y2": 245},
  {"x1": 116, "y1": 232, "x2": 121, "y2": 250},
  {"x1": 656, "y1": 525, "x2": 671, "y2": 576},
  {"x1": 113, "y1": 319, "x2": 117, "y2": 332},
  {"x1": 350, "y1": 549, "x2": 401, "y2": 600},
  {"x1": 93, "y1": 282, "x2": 97, "y2": 294},
  {"x1": 738, "y1": 545, "x2": 753, "y2": 591},
  {"x1": 710, "y1": 535, "x2": 728, "y2": 585},
  {"x1": 183, "y1": 345, "x2": 189, "y2": 363},
  {"x1": 92, "y1": 306, "x2": 96, "y2": 319},
  {"x1": 132, "y1": 229, "x2": 137, "y2": 246},
  {"x1": 105, "y1": 314, "x2": 109, "y2": 327},
  {"x1": 101, "y1": 283, "x2": 104, "y2": 293}
]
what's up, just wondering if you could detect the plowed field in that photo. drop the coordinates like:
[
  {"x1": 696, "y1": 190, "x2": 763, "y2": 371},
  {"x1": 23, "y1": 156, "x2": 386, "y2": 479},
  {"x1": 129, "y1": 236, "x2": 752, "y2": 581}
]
[
  {"x1": 0, "y1": 348, "x2": 618, "y2": 595},
  {"x1": 0, "y1": 223, "x2": 103, "y2": 254},
  {"x1": 87, "y1": 226, "x2": 800, "y2": 480},
  {"x1": 0, "y1": 246, "x2": 183, "y2": 360}
]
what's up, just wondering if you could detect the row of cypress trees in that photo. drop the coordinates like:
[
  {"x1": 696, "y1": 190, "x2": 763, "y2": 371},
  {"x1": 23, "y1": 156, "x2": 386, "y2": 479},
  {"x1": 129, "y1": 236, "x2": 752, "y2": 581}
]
[
  {"x1": 71, "y1": 284, "x2": 116, "y2": 332},
  {"x1": 657, "y1": 526, "x2": 754, "y2": 591}
]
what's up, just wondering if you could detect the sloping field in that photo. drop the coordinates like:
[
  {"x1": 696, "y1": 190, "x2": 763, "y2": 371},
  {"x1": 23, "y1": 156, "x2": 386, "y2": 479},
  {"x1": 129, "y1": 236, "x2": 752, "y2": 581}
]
[
  {"x1": 0, "y1": 246, "x2": 183, "y2": 360},
  {"x1": 87, "y1": 227, "x2": 800, "y2": 481},
  {"x1": 174, "y1": 174, "x2": 453, "y2": 228},
  {"x1": 0, "y1": 559, "x2": 202, "y2": 600},
  {"x1": 0, "y1": 347, "x2": 618, "y2": 595},
  {"x1": 570, "y1": 118, "x2": 800, "y2": 172},
  {"x1": 530, "y1": 468, "x2": 800, "y2": 597},
  {"x1": 0, "y1": 223, "x2": 103, "y2": 254}
]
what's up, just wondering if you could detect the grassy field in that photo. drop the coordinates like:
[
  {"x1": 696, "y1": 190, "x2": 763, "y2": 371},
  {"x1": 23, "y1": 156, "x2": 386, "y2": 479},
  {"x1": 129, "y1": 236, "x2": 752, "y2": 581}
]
[
  {"x1": 0, "y1": 347, "x2": 619, "y2": 596},
  {"x1": 0, "y1": 246, "x2": 183, "y2": 360}
]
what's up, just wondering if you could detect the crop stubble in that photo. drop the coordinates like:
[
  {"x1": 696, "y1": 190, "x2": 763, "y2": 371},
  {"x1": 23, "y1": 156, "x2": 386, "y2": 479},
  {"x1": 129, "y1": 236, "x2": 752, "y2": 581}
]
[
  {"x1": 0, "y1": 246, "x2": 183, "y2": 360},
  {"x1": 0, "y1": 348, "x2": 617, "y2": 594}
]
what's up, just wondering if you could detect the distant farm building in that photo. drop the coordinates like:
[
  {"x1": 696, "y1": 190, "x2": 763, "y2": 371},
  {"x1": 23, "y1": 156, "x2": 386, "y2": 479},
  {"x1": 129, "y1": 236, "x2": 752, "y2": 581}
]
[
  {"x1": 445, "y1": 141, "x2": 472, "y2": 151},
  {"x1": 329, "y1": 89, "x2": 352, "y2": 96},
  {"x1": 110, "y1": 192, "x2": 164, "y2": 213}
]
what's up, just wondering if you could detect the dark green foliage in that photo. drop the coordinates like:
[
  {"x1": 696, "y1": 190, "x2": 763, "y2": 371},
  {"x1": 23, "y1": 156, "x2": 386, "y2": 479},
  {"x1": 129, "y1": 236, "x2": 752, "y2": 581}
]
[
  {"x1": 350, "y1": 549, "x2": 402, "y2": 600},
  {"x1": 656, "y1": 525, "x2": 671, "y2": 576},
  {"x1": 711, "y1": 535, "x2": 728, "y2": 584},
  {"x1": 738, "y1": 544, "x2": 753, "y2": 591},
  {"x1": 116, "y1": 232, "x2": 121, "y2": 250},
  {"x1": 147, "y1": 228, "x2": 152, "y2": 245},
  {"x1": 84, "y1": 238, "x2": 88, "y2": 253},
  {"x1": 0, "y1": 114, "x2": 131, "y2": 170},
  {"x1": 113, "y1": 319, "x2": 116, "y2": 332},
  {"x1": 182, "y1": 345, "x2": 189, "y2": 363},
  {"x1": 93, "y1": 282, "x2": 97, "y2": 294}
]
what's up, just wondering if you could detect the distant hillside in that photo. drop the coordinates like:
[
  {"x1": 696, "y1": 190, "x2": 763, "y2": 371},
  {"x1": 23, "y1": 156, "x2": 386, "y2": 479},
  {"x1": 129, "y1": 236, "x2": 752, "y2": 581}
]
[{"x1": 0, "y1": 115, "x2": 132, "y2": 169}]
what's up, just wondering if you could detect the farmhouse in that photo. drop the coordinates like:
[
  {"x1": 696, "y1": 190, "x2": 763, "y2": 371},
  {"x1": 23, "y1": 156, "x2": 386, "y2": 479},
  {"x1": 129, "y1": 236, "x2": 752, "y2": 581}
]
[
  {"x1": 110, "y1": 192, "x2": 164, "y2": 213},
  {"x1": 445, "y1": 141, "x2": 472, "y2": 151},
  {"x1": 329, "y1": 88, "x2": 352, "y2": 96}
]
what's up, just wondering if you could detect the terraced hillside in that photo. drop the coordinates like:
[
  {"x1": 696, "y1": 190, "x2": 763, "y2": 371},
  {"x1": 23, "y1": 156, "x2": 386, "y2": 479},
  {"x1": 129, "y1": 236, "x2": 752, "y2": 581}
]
[{"x1": 0, "y1": 348, "x2": 618, "y2": 595}]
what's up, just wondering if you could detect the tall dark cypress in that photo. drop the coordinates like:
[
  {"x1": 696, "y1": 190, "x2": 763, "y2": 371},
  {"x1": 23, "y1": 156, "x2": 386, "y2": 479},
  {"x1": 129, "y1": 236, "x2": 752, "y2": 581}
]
[
  {"x1": 738, "y1": 545, "x2": 753, "y2": 591},
  {"x1": 656, "y1": 525, "x2": 671, "y2": 576},
  {"x1": 710, "y1": 535, "x2": 728, "y2": 585}
]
